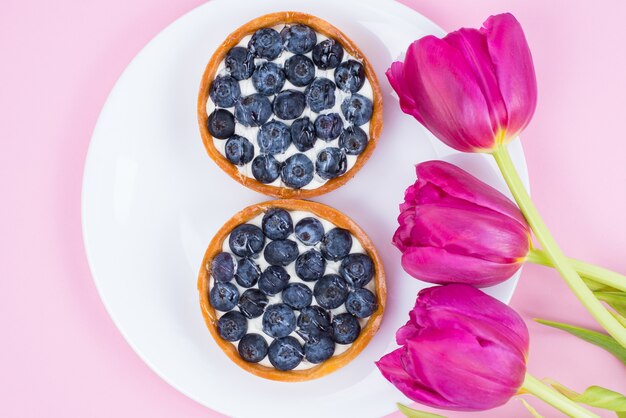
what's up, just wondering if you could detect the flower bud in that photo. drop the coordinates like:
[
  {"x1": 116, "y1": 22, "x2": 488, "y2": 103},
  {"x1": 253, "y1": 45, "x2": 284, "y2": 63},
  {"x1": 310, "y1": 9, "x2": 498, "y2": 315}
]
[
  {"x1": 394, "y1": 160, "x2": 530, "y2": 286},
  {"x1": 376, "y1": 284, "x2": 529, "y2": 411}
]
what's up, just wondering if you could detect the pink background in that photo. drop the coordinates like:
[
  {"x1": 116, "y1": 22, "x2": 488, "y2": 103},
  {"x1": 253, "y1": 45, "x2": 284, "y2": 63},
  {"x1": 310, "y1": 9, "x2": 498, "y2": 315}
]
[{"x1": 2, "y1": 0, "x2": 625, "y2": 416}]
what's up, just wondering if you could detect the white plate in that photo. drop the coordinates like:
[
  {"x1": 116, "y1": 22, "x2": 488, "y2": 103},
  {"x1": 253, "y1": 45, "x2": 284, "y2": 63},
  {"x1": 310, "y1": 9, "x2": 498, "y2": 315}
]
[{"x1": 82, "y1": 0, "x2": 529, "y2": 417}]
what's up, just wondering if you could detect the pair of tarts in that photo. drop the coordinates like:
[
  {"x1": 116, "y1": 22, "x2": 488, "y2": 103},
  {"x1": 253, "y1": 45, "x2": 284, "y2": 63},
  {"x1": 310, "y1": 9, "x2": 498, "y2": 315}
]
[{"x1": 197, "y1": 12, "x2": 386, "y2": 381}]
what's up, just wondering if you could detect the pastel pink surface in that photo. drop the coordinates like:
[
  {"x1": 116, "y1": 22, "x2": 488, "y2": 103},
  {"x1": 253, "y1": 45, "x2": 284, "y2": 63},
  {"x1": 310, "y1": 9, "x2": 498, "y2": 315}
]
[{"x1": 1, "y1": 1, "x2": 625, "y2": 417}]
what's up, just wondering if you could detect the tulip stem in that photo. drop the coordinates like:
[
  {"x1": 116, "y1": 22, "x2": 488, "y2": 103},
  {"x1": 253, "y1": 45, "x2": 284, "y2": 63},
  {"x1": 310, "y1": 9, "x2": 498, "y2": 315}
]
[
  {"x1": 492, "y1": 145, "x2": 626, "y2": 347},
  {"x1": 522, "y1": 374, "x2": 599, "y2": 418},
  {"x1": 527, "y1": 249, "x2": 626, "y2": 292}
]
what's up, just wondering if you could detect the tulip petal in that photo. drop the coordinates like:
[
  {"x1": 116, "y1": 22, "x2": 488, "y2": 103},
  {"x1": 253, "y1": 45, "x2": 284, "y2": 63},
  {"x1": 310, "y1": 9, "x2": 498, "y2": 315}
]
[
  {"x1": 396, "y1": 320, "x2": 421, "y2": 345},
  {"x1": 412, "y1": 284, "x2": 530, "y2": 357},
  {"x1": 393, "y1": 208, "x2": 417, "y2": 253},
  {"x1": 403, "y1": 328, "x2": 526, "y2": 411},
  {"x1": 442, "y1": 28, "x2": 508, "y2": 133},
  {"x1": 396, "y1": 37, "x2": 498, "y2": 152},
  {"x1": 481, "y1": 13, "x2": 537, "y2": 140},
  {"x1": 387, "y1": 61, "x2": 425, "y2": 125},
  {"x1": 407, "y1": 204, "x2": 530, "y2": 263},
  {"x1": 401, "y1": 246, "x2": 523, "y2": 287},
  {"x1": 415, "y1": 160, "x2": 528, "y2": 228},
  {"x1": 376, "y1": 348, "x2": 460, "y2": 409}
]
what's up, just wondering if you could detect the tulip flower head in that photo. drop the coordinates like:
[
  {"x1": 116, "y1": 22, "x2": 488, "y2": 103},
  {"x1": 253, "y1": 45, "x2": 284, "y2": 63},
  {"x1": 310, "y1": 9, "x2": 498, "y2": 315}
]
[
  {"x1": 387, "y1": 13, "x2": 537, "y2": 152},
  {"x1": 393, "y1": 160, "x2": 531, "y2": 286},
  {"x1": 376, "y1": 284, "x2": 529, "y2": 411}
]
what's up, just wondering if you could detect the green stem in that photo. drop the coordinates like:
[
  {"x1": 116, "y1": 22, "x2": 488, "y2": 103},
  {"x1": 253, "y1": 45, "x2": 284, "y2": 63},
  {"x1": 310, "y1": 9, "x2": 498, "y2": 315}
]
[
  {"x1": 527, "y1": 249, "x2": 626, "y2": 292},
  {"x1": 522, "y1": 374, "x2": 599, "y2": 418},
  {"x1": 492, "y1": 146, "x2": 626, "y2": 347},
  {"x1": 611, "y1": 310, "x2": 626, "y2": 328}
]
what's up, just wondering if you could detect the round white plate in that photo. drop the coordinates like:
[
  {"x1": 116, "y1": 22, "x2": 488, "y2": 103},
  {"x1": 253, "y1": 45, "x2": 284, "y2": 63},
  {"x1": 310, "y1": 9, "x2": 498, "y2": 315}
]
[{"x1": 82, "y1": 0, "x2": 529, "y2": 417}]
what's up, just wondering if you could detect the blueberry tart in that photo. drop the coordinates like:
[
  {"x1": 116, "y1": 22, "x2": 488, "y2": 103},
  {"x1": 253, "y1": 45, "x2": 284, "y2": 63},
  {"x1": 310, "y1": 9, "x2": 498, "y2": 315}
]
[
  {"x1": 197, "y1": 199, "x2": 386, "y2": 381},
  {"x1": 198, "y1": 12, "x2": 383, "y2": 198}
]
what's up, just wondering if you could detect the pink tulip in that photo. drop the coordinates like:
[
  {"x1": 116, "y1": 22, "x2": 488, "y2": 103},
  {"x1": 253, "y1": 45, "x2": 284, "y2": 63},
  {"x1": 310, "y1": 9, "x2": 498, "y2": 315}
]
[
  {"x1": 376, "y1": 284, "x2": 529, "y2": 411},
  {"x1": 387, "y1": 13, "x2": 536, "y2": 152},
  {"x1": 393, "y1": 160, "x2": 530, "y2": 286}
]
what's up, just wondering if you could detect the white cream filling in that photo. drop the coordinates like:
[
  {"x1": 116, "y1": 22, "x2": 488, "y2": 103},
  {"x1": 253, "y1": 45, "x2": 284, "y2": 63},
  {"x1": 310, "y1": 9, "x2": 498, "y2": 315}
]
[
  {"x1": 208, "y1": 210, "x2": 376, "y2": 371},
  {"x1": 206, "y1": 25, "x2": 374, "y2": 190}
]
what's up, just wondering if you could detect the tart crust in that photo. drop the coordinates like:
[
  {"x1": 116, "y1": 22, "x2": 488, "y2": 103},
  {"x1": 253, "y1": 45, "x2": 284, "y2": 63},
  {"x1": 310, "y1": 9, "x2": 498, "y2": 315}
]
[
  {"x1": 197, "y1": 199, "x2": 386, "y2": 381},
  {"x1": 197, "y1": 12, "x2": 383, "y2": 198}
]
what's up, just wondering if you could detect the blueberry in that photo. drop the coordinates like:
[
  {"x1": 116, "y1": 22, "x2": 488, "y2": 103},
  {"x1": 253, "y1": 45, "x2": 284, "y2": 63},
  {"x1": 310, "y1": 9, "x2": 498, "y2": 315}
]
[
  {"x1": 339, "y1": 253, "x2": 374, "y2": 287},
  {"x1": 290, "y1": 117, "x2": 316, "y2": 152},
  {"x1": 341, "y1": 94, "x2": 373, "y2": 126},
  {"x1": 284, "y1": 54, "x2": 315, "y2": 87},
  {"x1": 225, "y1": 46, "x2": 255, "y2": 80},
  {"x1": 273, "y1": 90, "x2": 306, "y2": 120},
  {"x1": 209, "y1": 282, "x2": 239, "y2": 311},
  {"x1": 210, "y1": 75, "x2": 241, "y2": 107},
  {"x1": 217, "y1": 311, "x2": 247, "y2": 341},
  {"x1": 228, "y1": 224, "x2": 265, "y2": 257},
  {"x1": 248, "y1": 28, "x2": 283, "y2": 60},
  {"x1": 238, "y1": 289, "x2": 268, "y2": 319},
  {"x1": 238, "y1": 333, "x2": 268, "y2": 363},
  {"x1": 282, "y1": 283, "x2": 313, "y2": 310},
  {"x1": 207, "y1": 109, "x2": 235, "y2": 139},
  {"x1": 258, "y1": 265, "x2": 290, "y2": 295},
  {"x1": 346, "y1": 288, "x2": 377, "y2": 318},
  {"x1": 281, "y1": 24, "x2": 317, "y2": 54},
  {"x1": 235, "y1": 94, "x2": 272, "y2": 127},
  {"x1": 305, "y1": 336, "x2": 335, "y2": 363},
  {"x1": 252, "y1": 62, "x2": 285, "y2": 96},
  {"x1": 224, "y1": 135, "x2": 254, "y2": 165},
  {"x1": 281, "y1": 153, "x2": 314, "y2": 189},
  {"x1": 321, "y1": 228, "x2": 353, "y2": 261},
  {"x1": 334, "y1": 60, "x2": 366, "y2": 93},
  {"x1": 262, "y1": 303, "x2": 297, "y2": 338},
  {"x1": 298, "y1": 305, "x2": 332, "y2": 340},
  {"x1": 235, "y1": 258, "x2": 261, "y2": 288},
  {"x1": 251, "y1": 154, "x2": 281, "y2": 184},
  {"x1": 211, "y1": 252, "x2": 236, "y2": 282},
  {"x1": 262, "y1": 208, "x2": 293, "y2": 240},
  {"x1": 312, "y1": 39, "x2": 344, "y2": 70},
  {"x1": 295, "y1": 249, "x2": 326, "y2": 282},
  {"x1": 297, "y1": 306, "x2": 331, "y2": 340},
  {"x1": 294, "y1": 217, "x2": 325, "y2": 246},
  {"x1": 315, "y1": 147, "x2": 347, "y2": 180},
  {"x1": 257, "y1": 120, "x2": 291, "y2": 155},
  {"x1": 314, "y1": 113, "x2": 343, "y2": 141},
  {"x1": 264, "y1": 239, "x2": 299, "y2": 266},
  {"x1": 313, "y1": 274, "x2": 349, "y2": 309},
  {"x1": 339, "y1": 126, "x2": 368, "y2": 155},
  {"x1": 268, "y1": 336, "x2": 304, "y2": 371},
  {"x1": 332, "y1": 313, "x2": 361, "y2": 344},
  {"x1": 305, "y1": 78, "x2": 336, "y2": 113}
]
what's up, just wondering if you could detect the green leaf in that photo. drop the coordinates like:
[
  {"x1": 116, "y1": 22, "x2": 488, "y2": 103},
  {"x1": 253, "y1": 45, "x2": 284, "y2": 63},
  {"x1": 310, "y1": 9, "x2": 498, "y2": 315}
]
[
  {"x1": 397, "y1": 403, "x2": 448, "y2": 418},
  {"x1": 520, "y1": 398, "x2": 544, "y2": 417},
  {"x1": 583, "y1": 276, "x2": 616, "y2": 292},
  {"x1": 575, "y1": 386, "x2": 626, "y2": 411},
  {"x1": 535, "y1": 319, "x2": 626, "y2": 365},
  {"x1": 549, "y1": 381, "x2": 626, "y2": 416},
  {"x1": 550, "y1": 383, "x2": 626, "y2": 412},
  {"x1": 595, "y1": 291, "x2": 626, "y2": 317}
]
